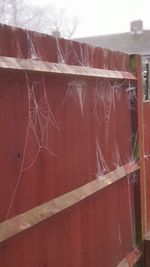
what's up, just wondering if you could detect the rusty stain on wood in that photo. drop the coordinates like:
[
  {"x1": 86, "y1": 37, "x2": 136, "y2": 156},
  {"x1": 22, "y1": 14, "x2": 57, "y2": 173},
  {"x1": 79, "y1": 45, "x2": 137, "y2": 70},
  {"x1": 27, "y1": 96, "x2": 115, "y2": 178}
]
[
  {"x1": 0, "y1": 162, "x2": 139, "y2": 243},
  {"x1": 0, "y1": 56, "x2": 136, "y2": 80}
]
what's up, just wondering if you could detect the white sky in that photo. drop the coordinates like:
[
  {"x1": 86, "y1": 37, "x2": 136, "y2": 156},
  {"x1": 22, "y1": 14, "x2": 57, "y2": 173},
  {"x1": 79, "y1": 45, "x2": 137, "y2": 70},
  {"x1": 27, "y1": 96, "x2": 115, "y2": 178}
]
[{"x1": 31, "y1": 0, "x2": 150, "y2": 37}]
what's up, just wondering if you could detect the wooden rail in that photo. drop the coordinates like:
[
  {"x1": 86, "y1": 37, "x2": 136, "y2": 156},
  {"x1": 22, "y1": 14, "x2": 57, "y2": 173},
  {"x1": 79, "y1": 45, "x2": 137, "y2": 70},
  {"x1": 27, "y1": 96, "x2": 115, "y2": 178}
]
[
  {"x1": 0, "y1": 162, "x2": 139, "y2": 243},
  {"x1": 0, "y1": 56, "x2": 136, "y2": 80},
  {"x1": 116, "y1": 247, "x2": 142, "y2": 267}
]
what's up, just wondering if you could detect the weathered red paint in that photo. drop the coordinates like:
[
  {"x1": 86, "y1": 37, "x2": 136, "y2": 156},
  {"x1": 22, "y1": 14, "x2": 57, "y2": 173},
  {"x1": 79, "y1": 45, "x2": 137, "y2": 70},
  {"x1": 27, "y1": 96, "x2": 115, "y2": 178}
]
[
  {"x1": 0, "y1": 179, "x2": 136, "y2": 267},
  {"x1": 0, "y1": 24, "x2": 141, "y2": 266}
]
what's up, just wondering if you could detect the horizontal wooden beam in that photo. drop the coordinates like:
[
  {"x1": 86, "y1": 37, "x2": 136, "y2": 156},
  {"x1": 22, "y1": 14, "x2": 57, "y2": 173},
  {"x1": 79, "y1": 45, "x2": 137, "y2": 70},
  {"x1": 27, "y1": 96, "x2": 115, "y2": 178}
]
[
  {"x1": 0, "y1": 162, "x2": 139, "y2": 243},
  {"x1": 116, "y1": 247, "x2": 142, "y2": 267},
  {"x1": 0, "y1": 56, "x2": 136, "y2": 80},
  {"x1": 144, "y1": 231, "x2": 150, "y2": 241}
]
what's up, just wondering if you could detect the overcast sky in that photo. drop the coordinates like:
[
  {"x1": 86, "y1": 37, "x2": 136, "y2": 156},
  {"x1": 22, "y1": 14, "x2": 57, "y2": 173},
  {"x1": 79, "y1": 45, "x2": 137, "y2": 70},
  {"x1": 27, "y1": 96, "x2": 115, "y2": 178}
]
[{"x1": 32, "y1": 0, "x2": 150, "y2": 37}]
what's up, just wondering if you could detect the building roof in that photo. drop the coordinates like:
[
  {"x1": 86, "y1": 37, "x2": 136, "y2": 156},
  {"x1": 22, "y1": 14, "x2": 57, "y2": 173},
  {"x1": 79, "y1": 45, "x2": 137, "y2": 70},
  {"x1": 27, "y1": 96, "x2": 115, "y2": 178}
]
[{"x1": 76, "y1": 30, "x2": 150, "y2": 56}]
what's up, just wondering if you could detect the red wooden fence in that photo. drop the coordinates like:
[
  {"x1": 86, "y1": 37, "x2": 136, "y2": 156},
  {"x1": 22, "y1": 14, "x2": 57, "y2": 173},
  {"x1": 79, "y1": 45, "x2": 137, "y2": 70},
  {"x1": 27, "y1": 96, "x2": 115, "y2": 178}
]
[{"x1": 0, "y1": 24, "x2": 141, "y2": 266}]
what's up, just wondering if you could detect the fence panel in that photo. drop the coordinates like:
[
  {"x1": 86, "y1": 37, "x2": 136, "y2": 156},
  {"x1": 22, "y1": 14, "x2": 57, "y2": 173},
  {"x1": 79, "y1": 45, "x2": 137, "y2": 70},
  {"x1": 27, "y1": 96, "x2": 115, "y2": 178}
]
[{"x1": 0, "y1": 24, "x2": 141, "y2": 267}]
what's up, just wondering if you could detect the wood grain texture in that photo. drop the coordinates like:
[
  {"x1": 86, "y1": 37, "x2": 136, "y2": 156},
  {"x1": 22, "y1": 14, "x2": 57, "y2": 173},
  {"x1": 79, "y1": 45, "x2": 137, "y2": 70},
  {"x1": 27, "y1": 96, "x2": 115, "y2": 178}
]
[
  {"x1": 0, "y1": 56, "x2": 136, "y2": 80},
  {"x1": 0, "y1": 162, "x2": 139, "y2": 243}
]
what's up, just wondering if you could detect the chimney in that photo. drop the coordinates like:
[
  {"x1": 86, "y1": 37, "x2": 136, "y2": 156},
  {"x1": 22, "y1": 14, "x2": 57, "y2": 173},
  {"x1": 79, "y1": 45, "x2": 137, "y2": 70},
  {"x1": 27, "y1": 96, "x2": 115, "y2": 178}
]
[
  {"x1": 130, "y1": 20, "x2": 143, "y2": 34},
  {"x1": 52, "y1": 30, "x2": 61, "y2": 38}
]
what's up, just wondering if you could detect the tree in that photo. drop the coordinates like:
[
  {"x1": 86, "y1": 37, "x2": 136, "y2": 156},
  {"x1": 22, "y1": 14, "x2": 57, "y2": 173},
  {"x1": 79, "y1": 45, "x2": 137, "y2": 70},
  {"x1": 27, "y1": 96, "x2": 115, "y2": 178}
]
[
  {"x1": 40, "y1": 7, "x2": 79, "y2": 38},
  {"x1": 0, "y1": 0, "x2": 78, "y2": 38}
]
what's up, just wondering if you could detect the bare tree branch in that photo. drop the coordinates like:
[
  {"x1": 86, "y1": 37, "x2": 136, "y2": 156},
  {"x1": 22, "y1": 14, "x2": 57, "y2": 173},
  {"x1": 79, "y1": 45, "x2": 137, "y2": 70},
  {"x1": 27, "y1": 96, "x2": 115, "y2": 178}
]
[{"x1": 0, "y1": 0, "x2": 78, "y2": 38}]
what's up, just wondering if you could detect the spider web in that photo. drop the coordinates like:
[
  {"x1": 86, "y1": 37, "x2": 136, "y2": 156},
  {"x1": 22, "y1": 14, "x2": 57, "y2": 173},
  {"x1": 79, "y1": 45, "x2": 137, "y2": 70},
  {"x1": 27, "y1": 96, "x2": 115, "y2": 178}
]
[
  {"x1": 62, "y1": 79, "x2": 86, "y2": 115},
  {"x1": 113, "y1": 142, "x2": 122, "y2": 168},
  {"x1": 56, "y1": 37, "x2": 91, "y2": 66},
  {"x1": 126, "y1": 81, "x2": 137, "y2": 111},
  {"x1": 94, "y1": 80, "x2": 126, "y2": 143},
  {"x1": 26, "y1": 30, "x2": 40, "y2": 60},
  {"x1": 96, "y1": 138, "x2": 109, "y2": 179},
  {"x1": 5, "y1": 73, "x2": 59, "y2": 220}
]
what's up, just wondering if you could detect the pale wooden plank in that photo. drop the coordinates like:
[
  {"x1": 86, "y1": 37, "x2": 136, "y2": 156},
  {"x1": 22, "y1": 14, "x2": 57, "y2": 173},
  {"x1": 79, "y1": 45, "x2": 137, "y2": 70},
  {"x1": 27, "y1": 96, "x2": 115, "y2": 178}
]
[
  {"x1": 116, "y1": 248, "x2": 142, "y2": 267},
  {"x1": 145, "y1": 231, "x2": 150, "y2": 241},
  {"x1": 0, "y1": 162, "x2": 139, "y2": 243},
  {"x1": 0, "y1": 56, "x2": 136, "y2": 80}
]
